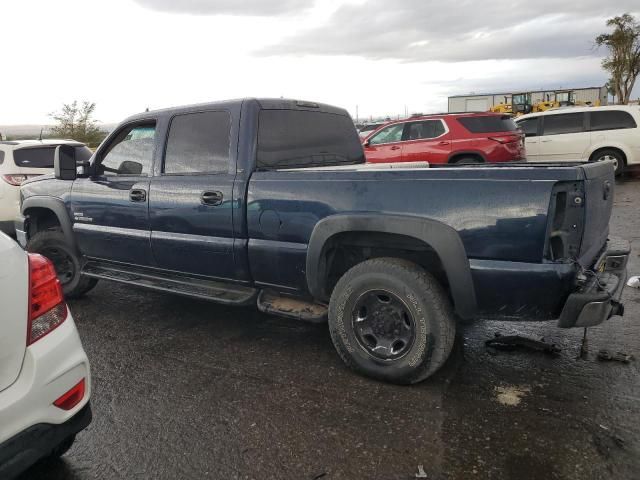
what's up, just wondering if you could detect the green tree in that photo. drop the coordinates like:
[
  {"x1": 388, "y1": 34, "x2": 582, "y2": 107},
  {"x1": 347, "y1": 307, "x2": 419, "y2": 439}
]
[
  {"x1": 596, "y1": 13, "x2": 640, "y2": 104},
  {"x1": 49, "y1": 101, "x2": 104, "y2": 146}
]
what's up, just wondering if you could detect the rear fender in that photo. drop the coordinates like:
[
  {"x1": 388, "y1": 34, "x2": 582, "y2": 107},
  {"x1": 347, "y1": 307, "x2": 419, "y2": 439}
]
[{"x1": 306, "y1": 214, "x2": 477, "y2": 319}]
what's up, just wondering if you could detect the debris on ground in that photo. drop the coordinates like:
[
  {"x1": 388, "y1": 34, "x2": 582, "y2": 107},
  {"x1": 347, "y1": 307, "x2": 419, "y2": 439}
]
[
  {"x1": 597, "y1": 350, "x2": 635, "y2": 364},
  {"x1": 495, "y1": 386, "x2": 531, "y2": 406},
  {"x1": 485, "y1": 333, "x2": 561, "y2": 355},
  {"x1": 627, "y1": 276, "x2": 640, "y2": 288}
]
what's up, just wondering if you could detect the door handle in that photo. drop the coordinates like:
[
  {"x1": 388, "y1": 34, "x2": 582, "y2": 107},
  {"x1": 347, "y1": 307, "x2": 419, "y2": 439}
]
[
  {"x1": 129, "y1": 189, "x2": 147, "y2": 202},
  {"x1": 541, "y1": 139, "x2": 553, "y2": 143},
  {"x1": 390, "y1": 146, "x2": 401, "y2": 151},
  {"x1": 201, "y1": 191, "x2": 224, "y2": 206},
  {"x1": 438, "y1": 141, "x2": 450, "y2": 146}
]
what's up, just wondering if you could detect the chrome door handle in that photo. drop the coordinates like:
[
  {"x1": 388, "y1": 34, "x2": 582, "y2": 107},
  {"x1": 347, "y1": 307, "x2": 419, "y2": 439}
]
[
  {"x1": 129, "y1": 189, "x2": 147, "y2": 202},
  {"x1": 201, "y1": 191, "x2": 224, "y2": 206}
]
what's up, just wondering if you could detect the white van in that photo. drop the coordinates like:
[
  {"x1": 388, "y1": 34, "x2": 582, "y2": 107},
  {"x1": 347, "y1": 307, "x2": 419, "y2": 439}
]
[
  {"x1": 516, "y1": 106, "x2": 640, "y2": 175},
  {"x1": 0, "y1": 140, "x2": 93, "y2": 234}
]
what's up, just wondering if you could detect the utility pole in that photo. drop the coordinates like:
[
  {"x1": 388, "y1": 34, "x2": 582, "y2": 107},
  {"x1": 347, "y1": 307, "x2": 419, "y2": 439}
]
[{"x1": 355, "y1": 105, "x2": 359, "y2": 123}]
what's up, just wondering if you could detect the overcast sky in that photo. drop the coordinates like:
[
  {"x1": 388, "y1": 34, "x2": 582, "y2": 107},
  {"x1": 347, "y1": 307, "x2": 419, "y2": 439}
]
[{"x1": 1, "y1": 0, "x2": 638, "y2": 124}]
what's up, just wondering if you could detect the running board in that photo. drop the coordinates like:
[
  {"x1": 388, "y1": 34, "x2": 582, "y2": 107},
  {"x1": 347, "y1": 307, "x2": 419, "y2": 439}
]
[
  {"x1": 82, "y1": 261, "x2": 257, "y2": 306},
  {"x1": 257, "y1": 290, "x2": 328, "y2": 323}
]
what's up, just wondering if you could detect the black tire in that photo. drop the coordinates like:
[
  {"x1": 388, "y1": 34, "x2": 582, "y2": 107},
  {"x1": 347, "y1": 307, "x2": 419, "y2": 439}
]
[
  {"x1": 27, "y1": 230, "x2": 98, "y2": 299},
  {"x1": 328, "y1": 258, "x2": 456, "y2": 384},
  {"x1": 590, "y1": 148, "x2": 625, "y2": 176},
  {"x1": 451, "y1": 156, "x2": 482, "y2": 165}
]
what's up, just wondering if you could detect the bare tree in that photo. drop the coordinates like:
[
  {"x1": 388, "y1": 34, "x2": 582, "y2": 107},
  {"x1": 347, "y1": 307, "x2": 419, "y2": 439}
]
[
  {"x1": 50, "y1": 101, "x2": 104, "y2": 146},
  {"x1": 596, "y1": 13, "x2": 640, "y2": 104}
]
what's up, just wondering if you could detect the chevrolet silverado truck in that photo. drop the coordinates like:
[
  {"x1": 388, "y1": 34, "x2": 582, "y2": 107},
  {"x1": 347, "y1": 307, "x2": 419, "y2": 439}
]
[{"x1": 15, "y1": 98, "x2": 629, "y2": 384}]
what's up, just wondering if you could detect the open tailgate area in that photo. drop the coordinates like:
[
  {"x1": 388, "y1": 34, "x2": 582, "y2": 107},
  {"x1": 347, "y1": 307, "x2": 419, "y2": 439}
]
[{"x1": 578, "y1": 160, "x2": 616, "y2": 266}]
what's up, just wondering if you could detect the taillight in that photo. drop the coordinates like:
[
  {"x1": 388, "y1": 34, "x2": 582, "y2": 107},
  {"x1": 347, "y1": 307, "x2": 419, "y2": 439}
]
[
  {"x1": 54, "y1": 379, "x2": 85, "y2": 410},
  {"x1": 488, "y1": 135, "x2": 521, "y2": 144},
  {"x1": 2, "y1": 174, "x2": 30, "y2": 186},
  {"x1": 27, "y1": 253, "x2": 67, "y2": 346}
]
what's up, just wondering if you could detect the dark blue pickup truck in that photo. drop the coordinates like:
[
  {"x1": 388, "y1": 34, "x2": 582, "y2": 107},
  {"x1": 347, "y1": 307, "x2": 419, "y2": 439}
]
[{"x1": 15, "y1": 98, "x2": 629, "y2": 384}]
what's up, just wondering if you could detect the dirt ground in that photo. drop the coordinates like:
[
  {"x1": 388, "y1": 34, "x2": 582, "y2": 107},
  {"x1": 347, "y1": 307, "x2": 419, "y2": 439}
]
[{"x1": 22, "y1": 178, "x2": 640, "y2": 480}]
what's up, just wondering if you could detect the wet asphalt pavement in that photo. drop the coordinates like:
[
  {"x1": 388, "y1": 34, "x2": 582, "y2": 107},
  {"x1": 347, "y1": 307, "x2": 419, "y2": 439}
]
[{"x1": 22, "y1": 179, "x2": 640, "y2": 480}]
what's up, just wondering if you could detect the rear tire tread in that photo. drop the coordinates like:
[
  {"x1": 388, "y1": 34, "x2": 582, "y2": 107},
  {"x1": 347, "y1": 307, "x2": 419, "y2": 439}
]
[{"x1": 328, "y1": 257, "x2": 456, "y2": 384}]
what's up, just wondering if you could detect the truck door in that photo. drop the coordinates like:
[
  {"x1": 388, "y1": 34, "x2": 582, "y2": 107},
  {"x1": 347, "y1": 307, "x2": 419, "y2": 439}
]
[
  {"x1": 148, "y1": 110, "x2": 241, "y2": 281},
  {"x1": 401, "y1": 119, "x2": 451, "y2": 164},
  {"x1": 71, "y1": 122, "x2": 156, "y2": 265},
  {"x1": 538, "y1": 112, "x2": 589, "y2": 161},
  {"x1": 363, "y1": 123, "x2": 405, "y2": 163}
]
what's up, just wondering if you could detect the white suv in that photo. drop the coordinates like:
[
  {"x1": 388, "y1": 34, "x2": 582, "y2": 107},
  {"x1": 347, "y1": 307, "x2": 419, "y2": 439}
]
[
  {"x1": 0, "y1": 140, "x2": 93, "y2": 235},
  {"x1": 516, "y1": 105, "x2": 640, "y2": 175},
  {"x1": 0, "y1": 233, "x2": 91, "y2": 478}
]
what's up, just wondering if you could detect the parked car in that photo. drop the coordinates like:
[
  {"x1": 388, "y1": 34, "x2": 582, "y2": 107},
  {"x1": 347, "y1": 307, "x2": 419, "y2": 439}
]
[
  {"x1": 362, "y1": 112, "x2": 525, "y2": 164},
  {"x1": 0, "y1": 140, "x2": 93, "y2": 235},
  {"x1": 357, "y1": 122, "x2": 385, "y2": 138},
  {"x1": 0, "y1": 233, "x2": 91, "y2": 479},
  {"x1": 16, "y1": 98, "x2": 628, "y2": 384},
  {"x1": 516, "y1": 105, "x2": 640, "y2": 175}
]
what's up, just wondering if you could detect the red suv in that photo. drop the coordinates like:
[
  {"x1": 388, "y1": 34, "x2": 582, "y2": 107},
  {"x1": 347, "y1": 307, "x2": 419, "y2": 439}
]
[{"x1": 363, "y1": 113, "x2": 524, "y2": 164}]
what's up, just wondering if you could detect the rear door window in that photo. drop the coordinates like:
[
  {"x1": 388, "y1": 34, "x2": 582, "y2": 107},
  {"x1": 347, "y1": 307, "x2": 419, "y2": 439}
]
[
  {"x1": 404, "y1": 120, "x2": 446, "y2": 140},
  {"x1": 457, "y1": 115, "x2": 517, "y2": 133},
  {"x1": 257, "y1": 110, "x2": 364, "y2": 169},
  {"x1": 542, "y1": 113, "x2": 586, "y2": 136},
  {"x1": 13, "y1": 147, "x2": 56, "y2": 168},
  {"x1": 164, "y1": 111, "x2": 231, "y2": 174},
  {"x1": 589, "y1": 110, "x2": 637, "y2": 131}
]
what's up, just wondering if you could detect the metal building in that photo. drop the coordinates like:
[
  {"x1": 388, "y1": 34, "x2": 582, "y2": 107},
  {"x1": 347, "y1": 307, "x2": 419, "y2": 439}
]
[{"x1": 448, "y1": 86, "x2": 608, "y2": 112}]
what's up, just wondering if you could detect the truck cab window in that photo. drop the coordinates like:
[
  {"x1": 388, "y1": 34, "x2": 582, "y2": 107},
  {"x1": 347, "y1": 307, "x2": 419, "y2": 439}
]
[
  {"x1": 98, "y1": 124, "x2": 156, "y2": 176},
  {"x1": 164, "y1": 111, "x2": 231, "y2": 174}
]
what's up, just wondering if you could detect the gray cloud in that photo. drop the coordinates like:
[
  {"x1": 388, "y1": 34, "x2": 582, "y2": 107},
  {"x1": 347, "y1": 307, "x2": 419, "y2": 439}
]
[
  {"x1": 261, "y1": 1, "x2": 640, "y2": 62},
  {"x1": 133, "y1": 0, "x2": 312, "y2": 16}
]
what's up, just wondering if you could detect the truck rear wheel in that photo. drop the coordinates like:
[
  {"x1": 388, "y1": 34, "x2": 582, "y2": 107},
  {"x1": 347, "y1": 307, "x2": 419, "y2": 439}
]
[
  {"x1": 328, "y1": 258, "x2": 456, "y2": 384},
  {"x1": 27, "y1": 230, "x2": 98, "y2": 299}
]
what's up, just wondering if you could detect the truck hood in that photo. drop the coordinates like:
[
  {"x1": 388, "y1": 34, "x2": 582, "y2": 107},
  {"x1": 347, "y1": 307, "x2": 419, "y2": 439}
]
[
  {"x1": 22, "y1": 172, "x2": 56, "y2": 185},
  {"x1": 0, "y1": 234, "x2": 28, "y2": 392}
]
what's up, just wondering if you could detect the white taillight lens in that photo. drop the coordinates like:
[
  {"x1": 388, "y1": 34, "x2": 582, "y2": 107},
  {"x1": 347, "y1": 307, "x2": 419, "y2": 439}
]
[
  {"x1": 2, "y1": 174, "x2": 30, "y2": 186},
  {"x1": 27, "y1": 253, "x2": 68, "y2": 346}
]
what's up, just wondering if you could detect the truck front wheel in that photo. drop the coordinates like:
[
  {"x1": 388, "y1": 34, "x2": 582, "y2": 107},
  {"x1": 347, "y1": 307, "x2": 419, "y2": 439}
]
[
  {"x1": 27, "y1": 230, "x2": 98, "y2": 299},
  {"x1": 328, "y1": 258, "x2": 456, "y2": 384}
]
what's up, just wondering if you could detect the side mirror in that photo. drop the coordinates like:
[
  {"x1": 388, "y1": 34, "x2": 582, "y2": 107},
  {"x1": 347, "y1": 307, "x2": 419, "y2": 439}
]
[
  {"x1": 363, "y1": 140, "x2": 371, "y2": 147},
  {"x1": 54, "y1": 145, "x2": 77, "y2": 181},
  {"x1": 118, "y1": 160, "x2": 143, "y2": 175}
]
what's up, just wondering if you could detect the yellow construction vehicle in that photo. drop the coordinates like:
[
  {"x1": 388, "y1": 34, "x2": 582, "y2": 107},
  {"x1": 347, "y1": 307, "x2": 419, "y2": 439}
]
[
  {"x1": 489, "y1": 90, "x2": 600, "y2": 116},
  {"x1": 489, "y1": 92, "x2": 532, "y2": 116}
]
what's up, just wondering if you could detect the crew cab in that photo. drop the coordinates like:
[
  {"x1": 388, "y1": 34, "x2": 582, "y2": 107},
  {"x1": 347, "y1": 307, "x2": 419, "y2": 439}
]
[
  {"x1": 15, "y1": 98, "x2": 629, "y2": 384},
  {"x1": 0, "y1": 233, "x2": 91, "y2": 478},
  {"x1": 363, "y1": 112, "x2": 525, "y2": 164}
]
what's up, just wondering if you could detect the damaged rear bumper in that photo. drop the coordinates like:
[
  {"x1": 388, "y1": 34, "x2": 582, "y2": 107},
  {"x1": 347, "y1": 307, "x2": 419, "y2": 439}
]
[{"x1": 558, "y1": 237, "x2": 629, "y2": 328}]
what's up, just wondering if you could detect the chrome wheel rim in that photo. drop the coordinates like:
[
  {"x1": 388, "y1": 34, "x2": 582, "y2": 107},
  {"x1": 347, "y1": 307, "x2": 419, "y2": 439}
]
[{"x1": 597, "y1": 154, "x2": 619, "y2": 170}]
